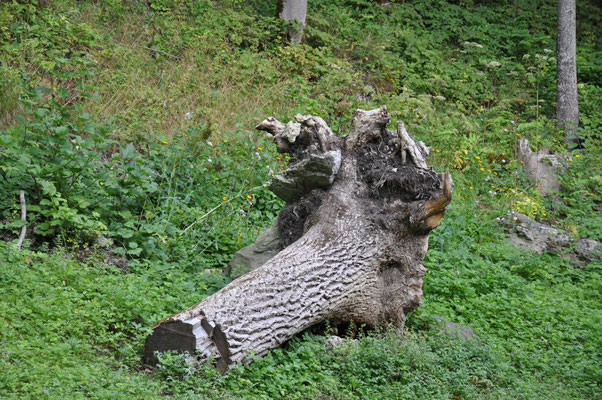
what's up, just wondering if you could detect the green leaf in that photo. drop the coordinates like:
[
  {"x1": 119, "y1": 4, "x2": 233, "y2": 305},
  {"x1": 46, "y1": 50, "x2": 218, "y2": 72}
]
[
  {"x1": 0, "y1": 135, "x2": 13, "y2": 145},
  {"x1": 121, "y1": 143, "x2": 135, "y2": 159},
  {"x1": 54, "y1": 126, "x2": 68, "y2": 134},
  {"x1": 40, "y1": 181, "x2": 57, "y2": 197},
  {"x1": 57, "y1": 88, "x2": 71, "y2": 98},
  {"x1": 34, "y1": 108, "x2": 49, "y2": 118},
  {"x1": 15, "y1": 115, "x2": 27, "y2": 125}
]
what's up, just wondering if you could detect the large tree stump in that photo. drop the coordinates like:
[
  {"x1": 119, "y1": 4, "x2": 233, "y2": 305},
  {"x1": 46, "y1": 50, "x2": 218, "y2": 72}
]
[{"x1": 144, "y1": 106, "x2": 452, "y2": 372}]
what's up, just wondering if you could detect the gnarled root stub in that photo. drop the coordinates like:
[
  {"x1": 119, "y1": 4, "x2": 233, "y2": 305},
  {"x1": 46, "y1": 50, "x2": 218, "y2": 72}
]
[{"x1": 144, "y1": 106, "x2": 452, "y2": 372}]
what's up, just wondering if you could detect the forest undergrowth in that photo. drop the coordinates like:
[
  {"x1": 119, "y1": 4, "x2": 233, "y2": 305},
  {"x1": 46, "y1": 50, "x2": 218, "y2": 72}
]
[{"x1": 0, "y1": 0, "x2": 600, "y2": 398}]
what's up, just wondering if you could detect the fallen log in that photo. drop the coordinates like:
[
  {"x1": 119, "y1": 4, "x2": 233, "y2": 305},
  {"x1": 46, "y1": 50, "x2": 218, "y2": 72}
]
[{"x1": 144, "y1": 106, "x2": 452, "y2": 372}]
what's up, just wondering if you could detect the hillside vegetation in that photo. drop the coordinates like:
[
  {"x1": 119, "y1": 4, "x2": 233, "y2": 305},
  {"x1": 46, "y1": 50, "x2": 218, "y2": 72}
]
[{"x1": 0, "y1": 0, "x2": 600, "y2": 399}]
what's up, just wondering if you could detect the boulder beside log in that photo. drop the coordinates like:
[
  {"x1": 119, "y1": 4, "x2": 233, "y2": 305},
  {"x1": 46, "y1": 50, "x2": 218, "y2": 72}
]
[{"x1": 226, "y1": 217, "x2": 281, "y2": 279}]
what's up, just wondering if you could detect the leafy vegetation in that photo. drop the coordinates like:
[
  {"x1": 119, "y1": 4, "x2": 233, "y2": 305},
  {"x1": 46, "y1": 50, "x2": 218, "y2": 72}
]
[{"x1": 0, "y1": 0, "x2": 600, "y2": 399}]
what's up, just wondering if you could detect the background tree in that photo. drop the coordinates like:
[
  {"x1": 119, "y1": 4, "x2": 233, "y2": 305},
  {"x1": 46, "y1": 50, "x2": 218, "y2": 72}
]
[
  {"x1": 556, "y1": 0, "x2": 579, "y2": 147},
  {"x1": 277, "y1": 0, "x2": 307, "y2": 44}
]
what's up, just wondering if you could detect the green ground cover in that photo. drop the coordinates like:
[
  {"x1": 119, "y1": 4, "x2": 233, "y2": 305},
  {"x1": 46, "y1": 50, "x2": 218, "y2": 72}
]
[{"x1": 0, "y1": 0, "x2": 600, "y2": 398}]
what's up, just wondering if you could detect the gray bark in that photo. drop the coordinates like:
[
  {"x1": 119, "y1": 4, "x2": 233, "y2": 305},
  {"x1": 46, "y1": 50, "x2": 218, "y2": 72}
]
[
  {"x1": 278, "y1": 0, "x2": 307, "y2": 45},
  {"x1": 144, "y1": 107, "x2": 452, "y2": 372},
  {"x1": 16, "y1": 190, "x2": 27, "y2": 250},
  {"x1": 557, "y1": 0, "x2": 579, "y2": 147}
]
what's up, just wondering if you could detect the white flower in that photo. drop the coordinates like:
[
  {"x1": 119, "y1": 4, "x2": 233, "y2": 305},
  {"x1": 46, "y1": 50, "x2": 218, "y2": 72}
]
[
  {"x1": 184, "y1": 112, "x2": 193, "y2": 120},
  {"x1": 208, "y1": 158, "x2": 212, "y2": 163},
  {"x1": 488, "y1": 61, "x2": 501, "y2": 67},
  {"x1": 543, "y1": 48, "x2": 553, "y2": 54},
  {"x1": 207, "y1": 141, "x2": 213, "y2": 147}
]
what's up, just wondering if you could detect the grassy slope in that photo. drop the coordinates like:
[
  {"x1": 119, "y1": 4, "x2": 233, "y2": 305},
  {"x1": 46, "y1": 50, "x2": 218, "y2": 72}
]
[{"x1": 0, "y1": 0, "x2": 600, "y2": 399}]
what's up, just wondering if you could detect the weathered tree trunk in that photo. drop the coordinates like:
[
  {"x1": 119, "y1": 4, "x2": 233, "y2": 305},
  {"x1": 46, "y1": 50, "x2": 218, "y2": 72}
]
[
  {"x1": 144, "y1": 107, "x2": 452, "y2": 372},
  {"x1": 277, "y1": 0, "x2": 307, "y2": 45},
  {"x1": 557, "y1": 0, "x2": 579, "y2": 147}
]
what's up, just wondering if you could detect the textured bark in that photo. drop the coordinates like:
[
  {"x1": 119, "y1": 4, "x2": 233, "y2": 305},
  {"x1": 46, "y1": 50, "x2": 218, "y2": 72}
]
[
  {"x1": 144, "y1": 106, "x2": 452, "y2": 372},
  {"x1": 278, "y1": 0, "x2": 307, "y2": 45},
  {"x1": 557, "y1": 0, "x2": 579, "y2": 147}
]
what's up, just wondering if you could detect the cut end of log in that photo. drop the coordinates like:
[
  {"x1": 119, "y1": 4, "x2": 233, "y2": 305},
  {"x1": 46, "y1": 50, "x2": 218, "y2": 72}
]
[{"x1": 144, "y1": 321, "x2": 196, "y2": 366}]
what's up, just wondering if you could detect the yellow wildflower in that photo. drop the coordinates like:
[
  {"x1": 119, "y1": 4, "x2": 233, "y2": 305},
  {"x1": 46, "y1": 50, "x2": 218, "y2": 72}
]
[
  {"x1": 247, "y1": 195, "x2": 252, "y2": 200},
  {"x1": 223, "y1": 196, "x2": 228, "y2": 201},
  {"x1": 575, "y1": 154, "x2": 580, "y2": 158},
  {"x1": 475, "y1": 156, "x2": 480, "y2": 160},
  {"x1": 480, "y1": 167, "x2": 485, "y2": 171},
  {"x1": 469, "y1": 186, "x2": 473, "y2": 190},
  {"x1": 162, "y1": 141, "x2": 168, "y2": 144},
  {"x1": 258, "y1": 147, "x2": 262, "y2": 150}
]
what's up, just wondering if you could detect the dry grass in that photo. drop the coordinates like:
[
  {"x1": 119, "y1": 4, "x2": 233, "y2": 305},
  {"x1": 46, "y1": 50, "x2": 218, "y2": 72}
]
[{"x1": 82, "y1": 11, "x2": 298, "y2": 142}]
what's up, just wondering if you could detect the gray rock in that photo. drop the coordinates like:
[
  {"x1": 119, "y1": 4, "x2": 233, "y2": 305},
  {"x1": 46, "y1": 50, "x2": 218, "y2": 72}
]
[
  {"x1": 517, "y1": 138, "x2": 567, "y2": 197},
  {"x1": 507, "y1": 212, "x2": 570, "y2": 253},
  {"x1": 227, "y1": 217, "x2": 281, "y2": 278},
  {"x1": 95, "y1": 234, "x2": 114, "y2": 248},
  {"x1": 501, "y1": 212, "x2": 601, "y2": 263},
  {"x1": 575, "y1": 239, "x2": 602, "y2": 262},
  {"x1": 269, "y1": 150, "x2": 341, "y2": 203},
  {"x1": 435, "y1": 317, "x2": 476, "y2": 340},
  {"x1": 324, "y1": 335, "x2": 346, "y2": 349}
]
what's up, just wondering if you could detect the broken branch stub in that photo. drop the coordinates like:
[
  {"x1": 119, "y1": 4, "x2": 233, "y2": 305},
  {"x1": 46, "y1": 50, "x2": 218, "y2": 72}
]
[{"x1": 144, "y1": 106, "x2": 452, "y2": 372}]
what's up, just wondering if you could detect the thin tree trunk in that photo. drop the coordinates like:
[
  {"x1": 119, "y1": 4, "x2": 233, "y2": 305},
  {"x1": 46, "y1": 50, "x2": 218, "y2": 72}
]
[
  {"x1": 557, "y1": 0, "x2": 579, "y2": 147},
  {"x1": 144, "y1": 107, "x2": 452, "y2": 372},
  {"x1": 278, "y1": 0, "x2": 307, "y2": 45},
  {"x1": 16, "y1": 190, "x2": 27, "y2": 249}
]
